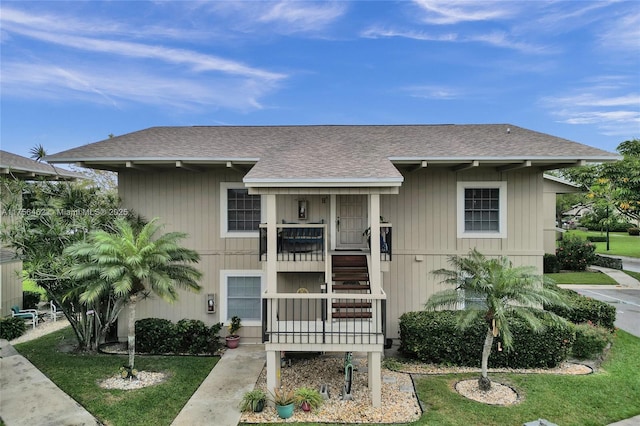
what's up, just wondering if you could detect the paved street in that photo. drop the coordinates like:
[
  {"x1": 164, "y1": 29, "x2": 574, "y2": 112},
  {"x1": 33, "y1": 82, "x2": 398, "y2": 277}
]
[{"x1": 575, "y1": 288, "x2": 640, "y2": 338}]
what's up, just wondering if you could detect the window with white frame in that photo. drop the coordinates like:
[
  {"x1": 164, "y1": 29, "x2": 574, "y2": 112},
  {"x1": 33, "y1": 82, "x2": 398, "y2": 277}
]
[
  {"x1": 457, "y1": 181, "x2": 507, "y2": 239},
  {"x1": 220, "y1": 182, "x2": 263, "y2": 238},
  {"x1": 220, "y1": 270, "x2": 264, "y2": 326}
]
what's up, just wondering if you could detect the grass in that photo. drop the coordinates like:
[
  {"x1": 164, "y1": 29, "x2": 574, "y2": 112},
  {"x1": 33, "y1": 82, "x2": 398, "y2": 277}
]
[
  {"x1": 413, "y1": 330, "x2": 640, "y2": 426},
  {"x1": 545, "y1": 271, "x2": 618, "y2": 285},
  {"x1": 625, "y1": 270, "x2": 640, "y2": 281},
  {"x1": 15, "y1": 327, "x2": 218, "y2": 426},
  {"x1": 564, "y1": 230, "x2": 640, "y2": 257}
]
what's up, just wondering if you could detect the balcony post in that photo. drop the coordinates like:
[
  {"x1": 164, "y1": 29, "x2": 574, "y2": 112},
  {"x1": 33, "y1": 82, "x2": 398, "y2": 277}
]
[
  {"x1": 266, "y1": 194, "x2": 277, "y2": 292},
  {"x1": 368, "y1": 351, "x2": 382, "y2": 407},
  {"x1": 266, "y1": 349, "x2": 280, "y2": 406},
  {"x1": 369, "y1": 194, "x2": 381, "y2": 293}
]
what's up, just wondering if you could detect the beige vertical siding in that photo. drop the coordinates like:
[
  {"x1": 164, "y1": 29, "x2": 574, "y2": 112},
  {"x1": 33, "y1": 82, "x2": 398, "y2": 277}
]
[
  {"x1": 1, "y1": 260, "x2": 23, "y2": 316},
  {"x1": 380, "y1": 168, "x2": 544, "y2": 338},
  {"x1": 117, "y1": 167, "x2": 546, "y2": 342}
]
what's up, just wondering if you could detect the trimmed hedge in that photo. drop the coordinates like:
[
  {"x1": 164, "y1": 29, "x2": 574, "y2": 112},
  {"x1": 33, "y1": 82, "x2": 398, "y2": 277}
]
[
  {"x1": 629, "y1": 227, "x2": 639, "y2": 236},
  {"x1": 0, "y1": 317, "x2": 27, "y2": 340},
  {"x1": 592, "y1": 254, "x2": 623, "y2": 270},
  {"x1": 544, "y1": 285, "x2": 616, "y2": 331},
  {"x1": 543, "y1": 253, "x2": 560, "y2": 273},
  {"x1": 399, "y1": 311, "x2": 574, "y2": 369},
  {"x1": 586, "y1": 236, "x2": 607, "y2": 243},
  {"x1": 572, "y1": 323, "x2": 613, "y2": 359},
  {"x1": 135, "y1": 318, "x2": 223, "y2": 355}
]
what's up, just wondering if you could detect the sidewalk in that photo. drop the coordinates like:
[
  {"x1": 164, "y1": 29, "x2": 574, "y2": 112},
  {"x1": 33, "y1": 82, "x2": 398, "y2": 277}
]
[
  {"x1": 0, "y1": 336, "x2": 100, "y2": 425},
  {"x1": 590, "y1": 265, "x2": 640, "y2": 288}
]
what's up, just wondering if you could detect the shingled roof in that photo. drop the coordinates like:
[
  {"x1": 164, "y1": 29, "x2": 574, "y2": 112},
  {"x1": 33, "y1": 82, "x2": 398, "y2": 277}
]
[
  {"x1": 45, "y1": 124, "x2": 618, "y2": 187},
  {"x1": 1, "y1": 150, "x2": 84, "y2": 181}
]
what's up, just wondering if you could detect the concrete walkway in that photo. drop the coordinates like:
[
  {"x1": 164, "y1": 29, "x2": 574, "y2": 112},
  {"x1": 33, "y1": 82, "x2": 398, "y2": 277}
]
[
  {"x1": 0, "y1": 339, "x2": 100, "y2": 425},
  {"x1": 591, "y1": 265, "x2": 640, "y2": 288},
  {"x1": 171, "y1": 344, "x2": 265, "y2": 426}
]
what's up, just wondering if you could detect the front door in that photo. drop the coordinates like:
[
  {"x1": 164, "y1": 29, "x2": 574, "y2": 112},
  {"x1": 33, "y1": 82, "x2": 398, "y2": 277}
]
[{"x1": 337, "y1": 195, "x2": 367, "y2": 249}]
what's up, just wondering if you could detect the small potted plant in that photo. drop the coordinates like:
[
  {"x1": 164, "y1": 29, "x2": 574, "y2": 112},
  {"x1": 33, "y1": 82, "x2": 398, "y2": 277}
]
[
  {"x1": 294, "y1": 387, "x2": 323, "y2": 412},
  {"x1": 226, "y1": 316, "x2": 241, "y2": 349},
  {"x1": 239, "y1": 389, "x2": 267, "y2": 413},
  {"x1": 270, "y1": 387, "x2": 296, "y2": 419}
]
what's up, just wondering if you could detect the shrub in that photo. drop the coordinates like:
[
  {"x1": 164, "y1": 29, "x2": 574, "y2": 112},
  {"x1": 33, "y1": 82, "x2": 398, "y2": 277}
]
[
  {"x1": 22, "y1": 291, "x2": 41, "y2": 310},
  {"x1": 592, "y1": 254, "x2": 623, "y2": 270},
  {"x1": 399, "y1": 311, "x2": 574, "y2": 369},
  {"x1": 586, "y1": 236, "x2": 607, "y2": 242},
  {"x1": 544, "y1": 284, "x2": 616, "y2": 330},
  {"x1": 556, "y1": 235, "x2": 596, "y2": 271},
  {"x1": 0, "y1": 317, "x2": 27, "y2": 340},
  {"x1": 135, "y1": 318, "x2": 223, "y2": 355},
  {"x1": 571, "y1": 322, "x2": 613, "y2": 359},
  {"x1": 543, "y1": 253, "x2": 560, "y2": 273},
  {"x1": 135, "y1": 318, "x2": 177, "y2": 354},
  {"x1": 629, "y1": 227, "x2": 640, "y2": 236}
]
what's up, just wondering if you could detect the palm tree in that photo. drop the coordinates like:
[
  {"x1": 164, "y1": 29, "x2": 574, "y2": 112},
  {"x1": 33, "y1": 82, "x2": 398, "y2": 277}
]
[
  {"x1": 65, "y1": 217, "x2": 202, "y2": 369},
  {"x1": 426, "y1": 249, "x2": 568, "y2": 390}
]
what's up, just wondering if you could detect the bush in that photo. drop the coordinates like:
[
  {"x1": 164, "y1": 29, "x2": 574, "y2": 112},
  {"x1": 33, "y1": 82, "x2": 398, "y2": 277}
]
[
  {"x1": 135, "y1": 318, "x2": 223, "y2": 355},
  {"x1": 22, "y1": 291, "x2": 42, "y2": 310},
  {"x1": 543, "y1": 253, "x2": 560, "y2": 273},
  {"x1": 592, "y1": 254, "x2": 623, "y2": 270},
  {"x1": 544, "y1": 284, "x2": 616, "y2": 330},
  {"x1": 571, "y1": 323, "x2": 613, "y2": 359},
  {"x1": 135, "y1": 318, "x2": 177, "y2": 354},
  {"x1": 629, "y1": 227, "x2": 640, "y2": 236},
  {"x1": 556, "y1": 235, "x2": 596, "y2": 271},
  {"x1": 399, "y1": 311, "x2": 574, "y2": 369},
  {"x1": 586, "y1": 236, "x2": 607, "y2": 242},
  {"x1": 0, "y1": 317, "x2": 27, "y2": 340}
]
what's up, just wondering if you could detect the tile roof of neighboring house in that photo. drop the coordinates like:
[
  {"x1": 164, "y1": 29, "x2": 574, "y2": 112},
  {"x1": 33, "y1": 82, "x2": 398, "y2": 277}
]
[
  {"x1": 45, "y1": 124, "x2": 619, "y2": 186},
  {"x1": 1, "y1": 150, "x2": 84, "y2": 180}
]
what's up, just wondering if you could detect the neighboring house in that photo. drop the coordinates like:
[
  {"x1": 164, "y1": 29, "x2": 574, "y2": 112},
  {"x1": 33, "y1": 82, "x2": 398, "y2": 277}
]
[
  {"x1": 46, "y1": 124, "x2": 617, "y2": 406},
  {"x1": 542, "y1": 174, "x2": 583, "y2": 253},
  {"x1": 0, "y1": 150, "x2": 83, "y2": 316}
]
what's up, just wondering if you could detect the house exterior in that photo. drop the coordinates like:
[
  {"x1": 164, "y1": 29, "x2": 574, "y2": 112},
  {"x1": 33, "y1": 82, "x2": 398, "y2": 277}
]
[
  {"x1": 46, "y1": 124, "x2": 617, "y2": 406},
  {"x1": 0, "y1": 150, "x2": 83, "y2": 316}
]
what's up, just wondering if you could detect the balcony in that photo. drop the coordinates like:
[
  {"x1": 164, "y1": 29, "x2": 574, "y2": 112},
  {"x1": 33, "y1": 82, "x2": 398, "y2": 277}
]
[{"x1": 259, "y1": 223, "x2": 392, "y2": 263}]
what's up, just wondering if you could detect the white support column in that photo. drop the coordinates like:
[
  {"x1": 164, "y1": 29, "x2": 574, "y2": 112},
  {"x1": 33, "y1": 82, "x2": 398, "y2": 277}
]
[
  {"x1": 266, "y1": 350, "x2": 280, "y2": 406},
  {"x1": 368, "y1": 351, "x2": 382, "y2": 407},
  {"x1": 369, "y1": 194, "x2": 381, "y2": 293},
  {"x1": 266, "y1": 194, "x2": 277, "y2": 293}
]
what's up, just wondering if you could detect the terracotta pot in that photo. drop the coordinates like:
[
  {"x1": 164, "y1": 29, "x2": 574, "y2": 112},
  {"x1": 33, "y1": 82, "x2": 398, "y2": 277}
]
[{"x1": 226, "y1": 335, "x2": 240, "y2": 349}]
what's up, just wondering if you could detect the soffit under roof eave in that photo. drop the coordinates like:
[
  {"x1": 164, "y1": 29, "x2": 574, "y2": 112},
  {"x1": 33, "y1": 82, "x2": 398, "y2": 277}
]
[{"x1": 390, "y1": 156, "x2": 620, "y2": 165}]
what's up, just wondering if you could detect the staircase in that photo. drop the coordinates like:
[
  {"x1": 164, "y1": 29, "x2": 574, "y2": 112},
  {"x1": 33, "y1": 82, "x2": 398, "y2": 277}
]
[{"x1": 331, "y1": 254, "x2": 372, "y2": 319}]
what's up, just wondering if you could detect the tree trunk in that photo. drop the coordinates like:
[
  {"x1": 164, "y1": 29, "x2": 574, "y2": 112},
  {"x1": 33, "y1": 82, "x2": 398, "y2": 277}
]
[
  {"x1": 479, "y1": 327, "x2": 494, "y2": 391},
  {"x1": 128, "y1": 294, "x2": 137, "y2": 369}
]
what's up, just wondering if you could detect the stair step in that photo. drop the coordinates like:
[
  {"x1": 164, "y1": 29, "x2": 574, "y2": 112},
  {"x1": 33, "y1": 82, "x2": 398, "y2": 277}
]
[
  {"x1": 332, "y1": 311, "x2": 373, "y2": 319},
  {"x1": 332, "y1": 255, "x2": 367, "y2": 267},
  {"x1": 332, "y1": 284, "x2": 371, "y2": 291},
  {"x1": 332, "y1": 302, "x2": 372, "y2": 309},
  {"x1": 333, "y1": 275, "x2": 370, "y2": 282}
]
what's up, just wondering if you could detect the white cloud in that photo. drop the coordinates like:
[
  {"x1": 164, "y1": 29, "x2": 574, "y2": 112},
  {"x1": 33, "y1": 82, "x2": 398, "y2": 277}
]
[
  {"x1": 402, "y1": 85, "x2": 463, "y2": 100},
  {"x1": 542, "y1": 83, "x2": 640, "y2": 138},
  {"x1": 412, "y1": 0, "x2": 516, "y2": 25},
  {"x1": 1, "y1": 61, "x2": 273, "y2": 111},
  {"x1": 258, "y1": 1, "x2": 347, "y2": 33},
  {"x1": 360, "y1": 27, "x2": 457, "y2": 42}
]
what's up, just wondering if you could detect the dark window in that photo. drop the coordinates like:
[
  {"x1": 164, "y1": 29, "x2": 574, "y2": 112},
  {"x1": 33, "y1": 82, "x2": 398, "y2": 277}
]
[
  {"x1": 227, "y1": 189, "x2": 261, "y2": 232},
  {"x1": 464, "y1": 188, "x2": 500, "y2": 232}
]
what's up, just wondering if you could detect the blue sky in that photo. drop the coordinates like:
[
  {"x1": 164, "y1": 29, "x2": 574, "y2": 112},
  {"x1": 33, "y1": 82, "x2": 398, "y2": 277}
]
[{"x1": 1, "y1": 1, "x2": 638, "y2": 158}]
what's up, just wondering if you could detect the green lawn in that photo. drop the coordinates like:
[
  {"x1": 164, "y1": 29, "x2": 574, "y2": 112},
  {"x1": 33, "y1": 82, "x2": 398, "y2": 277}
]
[
  {"x1": 545, "y1": 271, "x2": 618, "y2": 285},
  {"x1": 15, "y1": 327, "x2": 218, "y2": 426},
  {"x1": 15, "y1": 326, "x2": 640, "y2": 426},
  {"x1": 413, "y1": 331, "x2": 640, "y2": 426},
  {"x1": 564, "y1": 230, "x2": 640, "y2": 257},
  {"x1": 625, "y1": 271, "x2": 640, "y2": 281}
]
